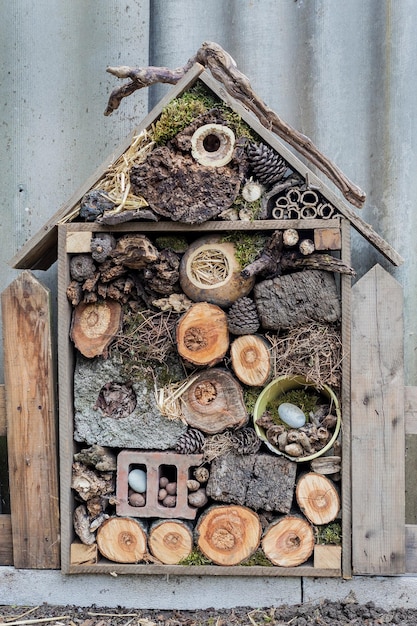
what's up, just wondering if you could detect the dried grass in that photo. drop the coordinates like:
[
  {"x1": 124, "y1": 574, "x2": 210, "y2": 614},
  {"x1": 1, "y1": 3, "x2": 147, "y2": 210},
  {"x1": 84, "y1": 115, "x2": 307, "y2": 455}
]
[
  {"x1": 267, "y1": 322, "x2": 343, "y2": 389},
  {"x1": 202, "y1": 432, "x2": 236, "y2": 463}
]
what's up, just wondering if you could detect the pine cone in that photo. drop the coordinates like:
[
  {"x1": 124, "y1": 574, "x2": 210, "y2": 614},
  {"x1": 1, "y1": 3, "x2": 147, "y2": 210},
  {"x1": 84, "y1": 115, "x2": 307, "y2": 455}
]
[
  {"x1": 175, "y1": 428, "x2": 205, "y2": 454},
  {"x1": 230, "y1": 428, "x2": 262, "y2": 455},
  {"x1": 227, "y1": 297, "x2": 260, "y2": 335},
  {"x1": 247, "y1": 142, "x2": 289, "y2": 187}
]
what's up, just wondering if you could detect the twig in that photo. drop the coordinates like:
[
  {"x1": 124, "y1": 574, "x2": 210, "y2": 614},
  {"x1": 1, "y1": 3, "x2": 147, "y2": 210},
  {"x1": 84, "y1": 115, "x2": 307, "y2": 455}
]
[
  {"x1": 105, "y1": 41, "x2": 366, "y2": 208},
  {"x1": 1, "y1": 617, "x2": 71, "y2": 626},
  {"x1": 3, "y1": 608, "x2": 39, "y2": 623}
]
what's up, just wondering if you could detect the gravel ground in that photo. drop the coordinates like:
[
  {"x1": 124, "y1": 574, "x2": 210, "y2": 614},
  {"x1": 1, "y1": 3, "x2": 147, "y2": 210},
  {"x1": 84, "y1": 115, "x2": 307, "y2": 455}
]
[{"x1": 2, "y1": 595, "x2": 417, "y2": 626}]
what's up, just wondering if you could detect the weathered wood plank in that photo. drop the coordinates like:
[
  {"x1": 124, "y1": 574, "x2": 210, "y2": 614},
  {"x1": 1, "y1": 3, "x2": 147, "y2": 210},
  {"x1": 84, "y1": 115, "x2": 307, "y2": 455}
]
[
  {"x1": 340, "y1": 217, "x2": 352, "y2": 579},
  {"x1": 351, "y1": 264, "x2": 405, "y2": 574},
  {"x1": 0, "y1": 384, "x2": 6, "y2": 437},
  {"x1": 1, "y1": 271, "x2": 60, "y2": 568},
  {"x1": 0, "y1": 514, "x2": 13, "y2": 565},
  {"x1": 405, "y1": 386, "x2": 417, "y2": 434},
  {"x1": 405, "y1": 524, "x2": 417, "y2": 572}
]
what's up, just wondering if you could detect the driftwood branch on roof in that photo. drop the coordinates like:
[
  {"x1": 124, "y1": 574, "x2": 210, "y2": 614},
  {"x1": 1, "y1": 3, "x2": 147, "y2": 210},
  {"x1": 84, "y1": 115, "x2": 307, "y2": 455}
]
[{"x1": 105, "y1": 41, "x2": 366, "y2": 209}]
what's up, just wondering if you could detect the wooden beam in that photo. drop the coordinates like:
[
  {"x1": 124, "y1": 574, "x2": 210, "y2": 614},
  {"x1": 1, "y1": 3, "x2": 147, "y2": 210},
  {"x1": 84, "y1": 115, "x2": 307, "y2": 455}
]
[
  {"x1": 1, "y1": 271, "x2": 60, "y2": 568},
  {"x1": 0, "y1": 385, "x2": 6, "y2": 437},
  {"x1": 0, "y1": 514, "x2": 13, "y2": 565},
  {"x1": 351, "y1": 264, "x2": 405, "y2": 574}
]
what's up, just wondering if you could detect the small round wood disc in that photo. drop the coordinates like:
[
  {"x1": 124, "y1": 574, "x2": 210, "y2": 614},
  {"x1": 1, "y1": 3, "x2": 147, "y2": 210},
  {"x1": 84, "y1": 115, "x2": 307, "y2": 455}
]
[
  {"x1": 261, "y1": 515, "x2": 314, "y2": 567},
  {"x1": 70, "y1": 300, "x2": 122, "y2": 358},
  {"x1": 148, "y1": 520, "x2": 193, "y2": 565},
  {"x1": 97, "y1": 517, "x2": 147, "y2": 563}
]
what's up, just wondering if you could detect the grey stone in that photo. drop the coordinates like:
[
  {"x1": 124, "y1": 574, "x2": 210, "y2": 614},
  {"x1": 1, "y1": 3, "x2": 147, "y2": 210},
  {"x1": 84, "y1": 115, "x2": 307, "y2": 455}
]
[{"x1": 73, "y1": 354, "x2": 186, "y2": 448}]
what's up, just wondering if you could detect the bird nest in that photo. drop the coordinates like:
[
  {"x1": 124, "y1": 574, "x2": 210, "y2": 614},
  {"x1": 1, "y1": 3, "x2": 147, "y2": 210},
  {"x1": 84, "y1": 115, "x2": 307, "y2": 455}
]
[{"x1": 267, "y1": 322, "x2": 343, "y2": 389}]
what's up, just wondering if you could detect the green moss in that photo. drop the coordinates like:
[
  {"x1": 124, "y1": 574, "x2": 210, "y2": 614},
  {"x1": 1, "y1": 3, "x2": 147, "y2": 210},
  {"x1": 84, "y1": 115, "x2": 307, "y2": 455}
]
[
  {"x1": 221, "y1": 232, "x2": 267, "y2": 269},
  {"x1": 229, "y1": 193, "x2": 263, "y2": 221},
  {"x1": 244, "y1": 387, "x2": 262, "y2": 416},
  {"x1": 241, "y1": 549, "x2": 273, "y2": 567},
  {"x1": 267, "y1": 388, "x2": 321, "y2": 425},
  {"x1": 178, "y1": 549, "x2": 213, "y2": 566},
  {"x1": 154, "y1": 235, "x2": 189, "y2": 253},
  {"x1": 315, "y1": 522, "x2": 342, "y2": 546}
]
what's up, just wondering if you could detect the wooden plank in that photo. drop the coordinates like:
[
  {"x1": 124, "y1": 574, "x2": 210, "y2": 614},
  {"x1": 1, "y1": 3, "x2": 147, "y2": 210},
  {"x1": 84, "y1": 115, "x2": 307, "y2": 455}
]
[
  {"x1": 340, "y1": 218, "x2": 352, "y2": 579},
  {"x1": 405, "y1": 386, "x2": 417, "y2": 434},
  {"x1": 70, "y1": 541, "x2": 98, "y2": 565},
  {"x1": 314, "y1": 545, "x2": 342, "y2": 570},
  {"x1": 1, "y1": 271, "x2": 60, "y2": 568},
  {"x1": 200, "y1": 71, "x2": 403, "y2": 267},
  {"x1": 66, "y1": 231, "x2": 92, "y2": 254},
  {"x1": 351, "y1": 264, "x2": 405, "y2": 574},
  {"x1": 0, "y1": 384, "x2": 6, "y2": 437},
  {"x1": 0, "y1": 514, "x2": 13, "y2": 565},
  {"x1": 405, "y1": 525, "x2": 417, "y2": 572},
  {"x1": 10, "y1": 63, "x2": 205, "y2": 271}
]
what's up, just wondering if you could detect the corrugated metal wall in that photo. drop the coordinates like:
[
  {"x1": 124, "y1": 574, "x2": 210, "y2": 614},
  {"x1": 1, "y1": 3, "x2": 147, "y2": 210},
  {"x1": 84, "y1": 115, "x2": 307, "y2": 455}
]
[{"x1": 1, "y1": 1, "x2": 416, "y2": 377}]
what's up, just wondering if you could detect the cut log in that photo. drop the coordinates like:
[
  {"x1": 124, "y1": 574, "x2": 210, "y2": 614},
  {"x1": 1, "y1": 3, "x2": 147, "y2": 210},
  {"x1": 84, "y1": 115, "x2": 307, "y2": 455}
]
[
  {"x1": 206, "y1": 451, "x2": 296, "y2": 514},
  {"x1": 70, "y1": 300, "x2": 122, "y2": 358},
  {"x1": 96, "y1": 517, "x2": 147, "y2": 563},
  {"x1": 262, "y1": 515, "x2": 315, "y2": 567},
  {"x1": 230, "y1": 334, "x2": 271, "y2": 386},
  {"x1": 179, "y1": 235, "x2": 255, "y2": 307},
  {"x1": 295, "y1": 472, "x2": 340, "y2": 525},
  {"x1": 148, "y1": 519, "x2": 193, "y2": 564},
  {"x1": 254, "y1": 270, "x2": 341, "y2": 330},
  {"x1": 181, "y1": 369, "x2": 248, "y2": 434},
  {"x1": 196, "y1": 505, "x2": 262, "y2": 565},
  {"x1": 176, "y1": 302, "x2": 229, "y2": 367}
]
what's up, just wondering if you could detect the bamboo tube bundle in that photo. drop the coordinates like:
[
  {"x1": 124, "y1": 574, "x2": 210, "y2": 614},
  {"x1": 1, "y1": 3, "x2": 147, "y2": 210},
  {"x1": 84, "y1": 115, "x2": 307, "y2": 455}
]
[{"x1": 318, "y1": 202, "x2": 335, "y2": 219}]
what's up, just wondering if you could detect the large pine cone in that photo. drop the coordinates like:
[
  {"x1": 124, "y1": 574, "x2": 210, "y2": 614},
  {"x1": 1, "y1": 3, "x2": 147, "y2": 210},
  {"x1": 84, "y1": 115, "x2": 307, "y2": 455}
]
[
  {"x1": 175, "y1": 428, "x2": 205, "y2": 454},
  {"x1": 247, "y1": 142, "x2": 289, "y2": 187},
  {"x1": 227, "y1": 297, "x2": 260, "y2": 335},
  {"x1": 230, "y1": 428, "x2": 262, "y2": 455}
]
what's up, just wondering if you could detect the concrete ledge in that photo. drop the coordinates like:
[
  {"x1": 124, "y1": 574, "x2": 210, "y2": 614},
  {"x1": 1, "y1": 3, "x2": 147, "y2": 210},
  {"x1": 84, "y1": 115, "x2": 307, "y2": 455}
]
[{"x1": 0, "y1": 567, "x2": 300, "y2": 609}]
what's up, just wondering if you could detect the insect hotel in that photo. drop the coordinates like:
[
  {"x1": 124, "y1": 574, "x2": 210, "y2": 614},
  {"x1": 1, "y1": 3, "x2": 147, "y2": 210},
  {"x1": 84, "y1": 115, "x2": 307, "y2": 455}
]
[{"x1": 5, "y1": 43, "x2": 405, "y2": 578}]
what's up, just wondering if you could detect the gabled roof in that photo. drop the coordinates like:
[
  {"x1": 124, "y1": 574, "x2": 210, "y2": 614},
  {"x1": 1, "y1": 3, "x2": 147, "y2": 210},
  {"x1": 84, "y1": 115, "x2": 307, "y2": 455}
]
[{"x1": 10, "y1": 62, "x2": 403, "y2": 270}]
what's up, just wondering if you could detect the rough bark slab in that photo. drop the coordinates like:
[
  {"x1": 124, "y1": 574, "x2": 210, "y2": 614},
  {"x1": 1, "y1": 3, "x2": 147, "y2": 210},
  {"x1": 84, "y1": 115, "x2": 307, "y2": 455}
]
[
  {"x1": 130, "y1": 146, "x2": 241, "y2": 223},
  {"x1": 196, "y1": 504, "x2": 261, "y2": 565},
  {"x1": 254, "y1": 270, "x2": 341, "y2": 330},
  {"x1": 206, "y1": 451, "x2": 296, "y2": 514}
]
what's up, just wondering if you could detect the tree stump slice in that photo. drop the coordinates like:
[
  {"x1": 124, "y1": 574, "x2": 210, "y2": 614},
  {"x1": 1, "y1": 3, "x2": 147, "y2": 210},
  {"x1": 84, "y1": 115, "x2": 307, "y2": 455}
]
[
  {"x1": 262, "y1": 515, "x2": 315, "y2": 567},
  {"x1": 181, "y1": 369, "x2": 248, "y2": 434},
  {"x1": 230, "y1": 334, "x2": 271, "y2": 386},
  {"x1": 148, "y1": 519, "x2": 193, "y2": 564},
  {"x1": 96, "y1": 517, "x2": 147, "y2": 563},
  {"x1": 70, "y1": 300, "x2": 122, "y2": 358},
  {"x1": 176, "y1": 302, "x2": 229, "y2": 367},
  {"x1": 295, "y1": 472, "x2": 340, "y2": 525},
  {"x1": 254, "y1": 270, "x2": 341, "y2": 330},
  {"x1": 196, "y1": 505, "x2": 261, "y2": 565}
]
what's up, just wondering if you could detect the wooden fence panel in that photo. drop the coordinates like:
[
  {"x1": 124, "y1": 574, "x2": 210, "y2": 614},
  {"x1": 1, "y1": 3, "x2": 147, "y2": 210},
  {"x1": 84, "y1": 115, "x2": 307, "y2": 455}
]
[
  {"x1": 351, "y1": 264, "x2": 405, "y2": 574},
  {"x1": 1, "y1": 271, "x2": 60, "y2": 568}
]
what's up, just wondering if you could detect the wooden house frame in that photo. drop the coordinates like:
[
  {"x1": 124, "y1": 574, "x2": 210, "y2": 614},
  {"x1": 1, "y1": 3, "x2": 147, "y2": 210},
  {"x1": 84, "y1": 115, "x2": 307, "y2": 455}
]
[{"x1": 4, "y1": 60, "x2": 409, "y2": 578}]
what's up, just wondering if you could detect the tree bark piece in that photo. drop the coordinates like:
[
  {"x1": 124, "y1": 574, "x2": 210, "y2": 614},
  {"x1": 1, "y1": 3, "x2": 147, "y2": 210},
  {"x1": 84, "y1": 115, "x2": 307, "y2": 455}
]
[
  {"x1": 110, "y1": 233, "x2": 159, "y2": 269},
  {"x1": 176, "y1": 302, "x2": 229, "y2": 367},
  {"x1": 105, "y1": 42, "x2": 366, "y2": 208},
  {"x1": 230, "y1": 334, "x2": 271, "y2": 386},
  {"x1": 70, "y1": 300, "x2": 122, "y2": 358},
  {"x1": 296, "y1": 472, "x2": 340, "y2": 525},
  {"x1": 206, "y1": 451, "x2": 296, "y2": 514},
  {"x1": 96, "y1": 517, "x2": 147, "y2": 563},
  {"x1": 130, "y1": 147, "x2": 241, "y2": 224},
  {"x1": 182, "y1": 369, "x2": 248, "y2": 434},
  {"x1": 262, "y1": 515, "x2": 315, "y2": 567},
  {"x1": 148, "y1": 519, "x2": 193, "y2": 564},
  {"x1": 254, "y1": 270, "x2": 341, "y2": 330},
  {"x1": 196, "y1": 505, "x2": 262, "y2": 565}
]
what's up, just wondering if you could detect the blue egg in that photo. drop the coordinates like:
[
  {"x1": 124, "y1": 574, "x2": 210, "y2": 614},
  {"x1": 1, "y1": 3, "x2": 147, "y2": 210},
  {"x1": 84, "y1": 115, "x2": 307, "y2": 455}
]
[
  {"x1": 278, "y1": 402, "x2": 306, "y2": 428},
  {"x1": 128, "y1": 468, "x2": 147, "y2": 493}
]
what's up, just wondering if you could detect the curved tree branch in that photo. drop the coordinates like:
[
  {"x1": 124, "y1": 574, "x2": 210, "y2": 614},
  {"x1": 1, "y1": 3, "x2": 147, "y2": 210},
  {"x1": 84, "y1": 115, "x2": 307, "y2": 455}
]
[{"x1": 105, "y1": 41, "x2": 366, "y2": 208}]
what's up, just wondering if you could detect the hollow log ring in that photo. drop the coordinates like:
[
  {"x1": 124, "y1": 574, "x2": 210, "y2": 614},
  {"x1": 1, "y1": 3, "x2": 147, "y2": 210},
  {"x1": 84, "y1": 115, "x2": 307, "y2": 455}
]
[
  {"x1": 179, "y1": 235, "x2": 255, "y2": 307},
  {"x1": 191, "y1": 124, "x2": 235, "y2": 167}
]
